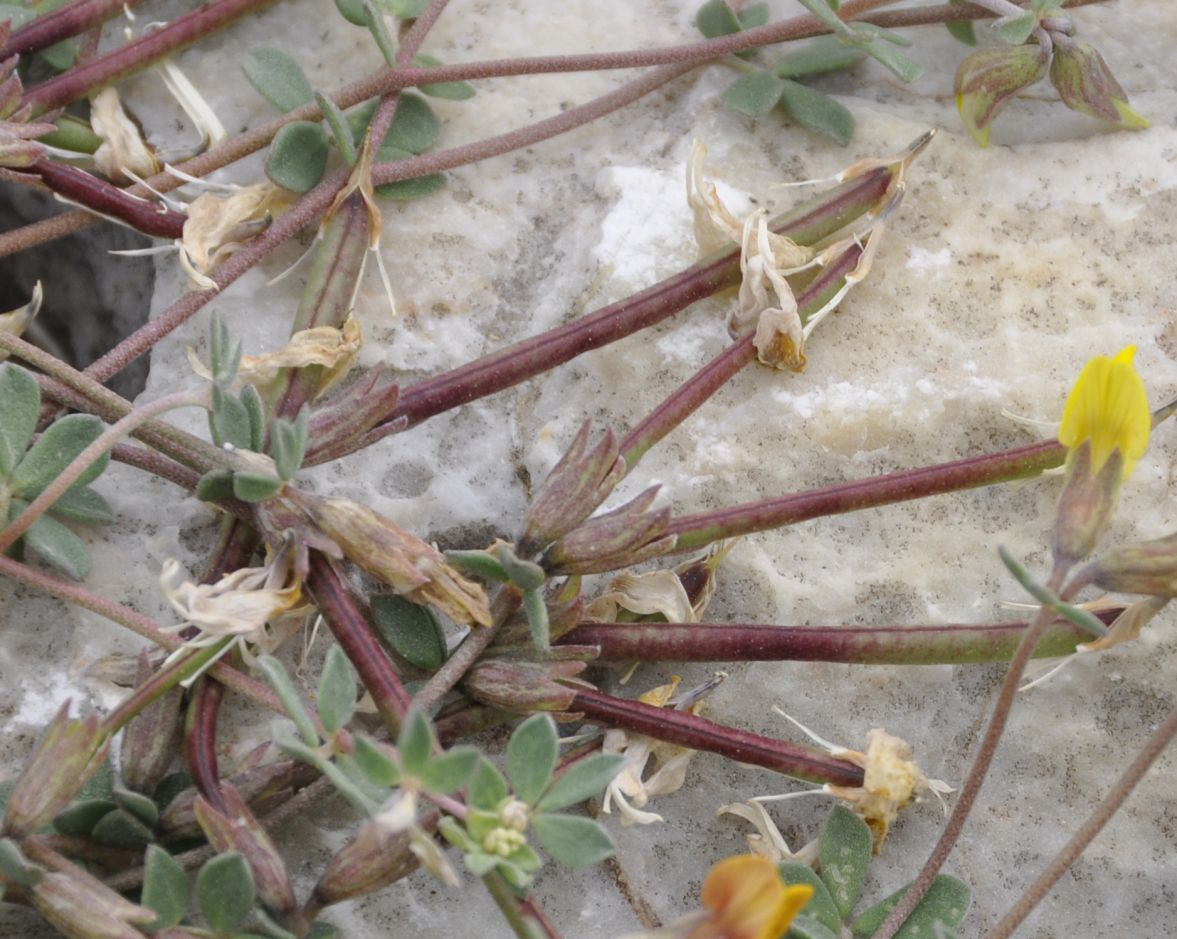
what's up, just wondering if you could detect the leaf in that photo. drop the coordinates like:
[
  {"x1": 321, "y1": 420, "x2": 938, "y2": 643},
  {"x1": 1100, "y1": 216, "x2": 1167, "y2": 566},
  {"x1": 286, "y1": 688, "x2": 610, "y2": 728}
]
[
  {"x1": 11, "y1": 413, "x2": 107, "y2": 499},
  {"x1": 774, "y1": 36, "x2": 865, "y2": 78},
  {"x1": 0, "y1": 363, "x2": 39, "y2": 477},
  {"x1": 231, "y1": 471, "x2": 284, "y2": 503},
  {"x1": 696, "y1": 0, "x2": 742, "y2": 38},
  {"x1": 738, "y1": 3, "x2": 769, "y2": 29},
  {"x1": 21, "y1": 509, "x2": 91, "y2": 579},
  {"x1": 266, "y1": 121, "x2": 329, "y2": 193},
  {"x1": 944, "y1": 0, "x2": 977, "y2": 47},
  {"x1": 196, "y1": 853, "x2": 255, "y2": 934},
  {"x1": 271, "y1": 408, "x2": 308, "y2": 482},
  {"x1": 506, "y1": 714, "x2": 558, "y2": 805},
  {"x1": 333, "y1": 0, "x2": 366, "y2": 26},
  {"x1": 45, "y1": 485, "x2": 113, "y2": 524},
  {"x1": 779, "y1": 862, "x2": 842, "y2": 934},
  {"x1": 352, "y1": 733, "x2": 401, "y2": 788},
  {"x1": 819, "y1": 805, "x2": 872, "y2": 918},
  {"x1": 317, "y1": 645, "x2": 358, "y2": 734},
  {"x1": 0, "y1": 838, "x2": 42, "y2": 886},
  {"x1": 39, "y1": 38, "x2": 75, "y2": 71},
  {"x1": 387, "y1": 0, "x2": 428, "y2": 15},
  {"x1": 113, "y1": 786, "x2": 159, "y2": 827},
  {"x1": 787, "y1": 914, "x2": 841, "y2": 939},
  {"x1": 859, "y1": 36, "x2": 924, "y2": 83},
  {"x1": 382, "y1": 93, "x2": 440, "y2": 155},
  {"x1": 78, "y1": 755, "x2": 114, "y2": 801},
  {"x1": 992, "y1": 11, "x2": 1037, "y2": 46},
  {"x1": 536, "y1": 754, "x2": 624, "y2": 812},
  {"x1": 532, "y1": 813, "x2": 615, "y2": 868},
  {"x1": 417, "y1": 746, "x2": 479, "y2": 794},
  {"x1": 0, "y1": 6, "x2": 36, "y2": 30},
  {"x1": 522, "y1": 587, "x2": 550, "y2": 651},
  {"x1": 467, "y1": 757, "x2": 509, "y2": 812},
  {"x1": 153, "y1": 772, "x2": 192, "y2": 812},
  {"x1": 211, "y1": 384, "x2": 252, "y2": 450},
  {"x1": 850, "y1": 875, "x2": 971, "y2": 937},
  {"x1": 397, "y1": 707, "x2": 434, "y2": 778},
  {"x1": 242, "y1": 48, "x2": 314, "y2": 113},
  {"x1": 208, "y1": 315, "x2": 241, "y2": 384},
  {"x1": 375, "y1": 171, "x2": 447, "y2": 201},
  {"x1": 413, "y1": 54, "x2": 475, "y2": 100},
  {"x1": 371, "y1": 594, "x2": 448, "y2": 670},
  {"x1": 195, "y1": 469, "x2": 236, "y2": 503},
  {"x1": 90, "y1": 807, "x2": 155, "y2": 848},
  {"x1": 239, "y1": 383, "x2": 266, "y2": 452},
  {"x1": 256, "y1": 655, "x2": 321, "y2": 747},
  {"x1": 53, "y1": 799, "x2": 117, "y2": 836},
  {"x1": 316, "y1": 92, "x2": 357, "y2": 166},
  {"x1": 778, "y1": 79, "x2": 854, "y2": 145},
  {"x1": 722, "y1": 71, "x2": 786, "y2": 117},
  {"x1": 362, "y1": 0, "x2": 398, "y2": 68},
  {"x1": 793, "y1": 0, "x2": 852, "y2": 37}
]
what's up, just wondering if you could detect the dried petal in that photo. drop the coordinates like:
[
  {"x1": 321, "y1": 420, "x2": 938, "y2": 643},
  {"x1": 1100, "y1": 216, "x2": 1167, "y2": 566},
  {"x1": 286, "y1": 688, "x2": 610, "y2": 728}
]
[
  {"x1": 180, "y1": 182, "x2": 288, "y2": 289},
  {"x1": 91, "y1": 87, "x2": 157, "y2": 182}
]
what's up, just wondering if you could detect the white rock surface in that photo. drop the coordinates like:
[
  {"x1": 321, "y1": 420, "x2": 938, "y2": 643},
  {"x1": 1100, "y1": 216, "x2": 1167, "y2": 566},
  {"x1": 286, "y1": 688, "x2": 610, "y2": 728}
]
[{"x1": 3, "y1": 1, "x2": 1176, "y2": 937}]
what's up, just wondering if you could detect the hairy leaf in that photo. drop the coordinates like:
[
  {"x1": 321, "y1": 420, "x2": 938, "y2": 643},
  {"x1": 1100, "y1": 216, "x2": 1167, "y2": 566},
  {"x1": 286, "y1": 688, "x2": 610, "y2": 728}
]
[
  {"x1": 266, "y1": 121, "x2": 329, "y2": 193},
  {"x1": 506, "y1": 714, "x2": 558, "y2": 805},
  {"x1": 243, "y1": 48, "x2": 314, "y2": 113}
]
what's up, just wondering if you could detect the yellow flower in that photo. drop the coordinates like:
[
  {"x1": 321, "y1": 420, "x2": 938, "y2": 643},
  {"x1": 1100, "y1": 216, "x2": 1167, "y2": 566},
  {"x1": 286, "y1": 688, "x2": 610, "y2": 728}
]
[
  {"x1": 1058, "y1": 346, "x2": 1150, "y2": 480},
  {"x1": 691, "y1": 855, "x2": 812, "y2": 939}
]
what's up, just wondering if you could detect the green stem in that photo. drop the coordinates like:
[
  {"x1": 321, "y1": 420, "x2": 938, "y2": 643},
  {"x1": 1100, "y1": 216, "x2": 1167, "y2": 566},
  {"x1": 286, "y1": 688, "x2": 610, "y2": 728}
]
[
  {"x1": 102, "y1": 638, "x2": 233, "y2": 734},
  {"x1": 0, "y1": 387, "x2": 209, "y2": 554},
  {"x1": 482, "y1": 870, "x2": 546, "y2": 939}
]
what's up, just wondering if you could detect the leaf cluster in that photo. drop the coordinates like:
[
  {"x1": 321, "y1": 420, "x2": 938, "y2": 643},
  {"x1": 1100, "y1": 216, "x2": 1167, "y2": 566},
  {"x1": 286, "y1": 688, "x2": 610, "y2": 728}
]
[
  {"x1": 784, "y1": 806, "x2": 971, "y2": 939},
  {"x1": 0, "y1": 363, "x2": 113, "y2": 579}
]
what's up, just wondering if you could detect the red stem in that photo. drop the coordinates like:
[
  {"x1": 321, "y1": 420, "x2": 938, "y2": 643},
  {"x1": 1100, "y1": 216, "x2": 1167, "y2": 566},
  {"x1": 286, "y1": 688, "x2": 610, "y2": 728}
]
[
  {"x1": 570, "y1": 687, "x2": 864, "y2": 787},
  {"x1": 2, "y1": 0, "x2": 148, "y2": 59}
]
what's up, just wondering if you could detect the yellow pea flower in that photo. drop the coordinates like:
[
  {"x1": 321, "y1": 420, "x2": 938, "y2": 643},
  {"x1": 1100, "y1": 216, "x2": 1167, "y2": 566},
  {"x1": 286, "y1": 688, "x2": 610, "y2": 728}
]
[
  {"x1": 691, "y1": 855, "x2": 812, "y2": 939},
  {"x1": 1058, "y1": 346, "x2": 1150, "y2": 480}
]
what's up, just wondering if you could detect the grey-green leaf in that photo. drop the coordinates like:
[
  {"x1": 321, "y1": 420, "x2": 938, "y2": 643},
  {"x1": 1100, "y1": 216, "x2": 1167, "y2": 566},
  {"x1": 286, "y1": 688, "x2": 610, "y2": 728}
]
[
  {"x1": 532, "y1": 813, "x2": 615, "y2": 868},
  {"x1": 387, "y1": 0, "x2": 428, "y2": 15},
  {"x1": 243, "y1": 48, "x2": 314, "y2": 113},
  {"x1": 819, "y1": 805, "x2": 872, "y2": 917},
  {"x1": 535, "y1": 754, "x2": 624, "y2": 812},
  {"x1": 317, "y1": 92, "x2": 357, "y2": 166},
  {"x1": 774, "y1": 36, "x2": 865, "y2": 78},
  {"x1": 522, "y1": 587, "x2": 550, "y2": 651},
  {"x1": 467, "y1": 757, "x2": 509, "y2": 812},
  {"x1": 39, "y1": 38, "x2": 75, "y2": 71},
  {"x1": 90, "y1": 807, "x2": 154, "y2": 848},
  {"x1": 696, "y1": 0, "x2": 742, "y2": 38},
  {"x1": 860, "y1": 37, "x2": 924, "y2": 83},
  {"x1": 211, "y1": 384, "x2": 252, "y2": 450},
  {"x1": 352, "y1": 733, "x2": 401, "y2": 788},
  {"x1": 850, "y1": 875, "x2": 971, "y2": 937},
  {"x1": 787, "y1": 914, "x2": 841, "y2": 939},
  {"x1": 371, "y1": 594, "x2": 448, "y2": 670},
  {"x1": 944, "y1": 1, "x2": 977, "y2": 47},
  {"x1": 44, "y1": 485, "x2": 113, "y2": 524},
  {"x1": 0, "y1": 363, "x2": 39, "y2": 477},
  {"x1": 413, "y1": 54, "x2": 475, "y2": 100},
  {"x1": 232, "y1": 471, "x2": 284, "y2": 503},
  {"x1": 317, "y1": 645, "x2": 358, "y2": 734},
  {"x1": 11, "y1": 413, "x2": 107, "y2": 499},
  {"x1": 778, "y1": 79, "x2": 854, "y2": 145},
  {"x1": 195, "y1": 469, "x2": 236, "y2": 503},
  {"x1": 196, "y1": 852, "x2": 255, "y2": 934},
  {"x1": 333, "y1": 0, "x2": 366, "y2": 26},
  {"x1": 239, "y1": 383, "x2": 266, "y2": 452},
  {"x1": 22, "y1": 510, "x2": 91, "y2": 579},
  {"x1": 992, "y1": 11, "x2": 1037, "y2": 45},
  {"x1": 266, "y1": 121, "x2": 329, "y2": 193},
  {"x1": 382, "y1": 93, "x2": 440, "y2": 156},
  {"x1": 375, "y1": 170, "x2": 447, "y2": 202},
  {"x1": 0, "y1": 838, "x2": 42, "y2": 886},
  {"x1": 417, "y1": 747, "x2": 479, "y2": 794},
  {"x1": 53, "y1": 799, "x2": 117, "y2": 836},
  {"x1": 113, "y1": 786, "x2": 159, "y2": 827},
  {"x1": 723, "y1": 71, "x2": 786, "y2": 117},
  {"x1": 397, "y1": 707, "x2": 434, "y2": 778},
  {"x1": 779, "y1": 862, "x2": 842, "y2": 934},
  {"x1": 256, "y1": 655, "x2": 321, "y2": 747},
  {"x1": 738, "y1": 3, "x2": 769, "y2": 29},
  {"x1": 794, "y1": 0, "x2": 852, "y2": 36},
  {"x1": 271, "y1": 408, "x2": 308, "y2": 482},
  {"x1": 506, "y1": 714, "x2": 558, "y2": 806}
]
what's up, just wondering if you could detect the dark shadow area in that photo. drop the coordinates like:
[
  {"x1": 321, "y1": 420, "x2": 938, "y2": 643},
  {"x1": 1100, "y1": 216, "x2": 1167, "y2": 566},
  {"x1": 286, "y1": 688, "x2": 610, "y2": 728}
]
[{"x1": 0, "y1": 183, "x2": 155, "y2": 399}]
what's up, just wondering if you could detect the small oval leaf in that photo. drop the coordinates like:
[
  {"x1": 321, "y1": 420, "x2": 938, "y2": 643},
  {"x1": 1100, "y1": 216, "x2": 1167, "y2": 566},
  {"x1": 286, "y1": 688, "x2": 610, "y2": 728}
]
[
  {"x1": 412, "y1": 54, "x2": 475, "y2": 100},
  {"x1": 371, "y1": 595, "x2": 448, "y2": 670},
  {"x1": 850, "y1": 875, "x2": 971, "y2": 938},
  {"x1": 11, "y1": 413, "x2": 107, "y2": 499},
  {"x1": 778, "y1": 79, "x2": 855, "y2": 146},
  {"x1": 819, "y1": 805, "x2": 872, "y2": 918},
  {"x1": 0, "y1": 363, "x2": 39, "y2": 477},
  {"x1": 532, "y1": 813, "x2": 615, "y2": 868},
  {"x1": 45, "y1": 485, "x2": 113, "y2": 524},
  {"x1": 779, "y1": 862, "x2": 842, "y2": 934},
  {"x1": 774, "y1": 36, "x2": 865, "y2": 78},
  {"x1": 317, "y1": 645, "x2": 358, "y2": 734},
  {"x1": 696, "y1": 0, "x2": 742, "y2": 38},
  {"x1": 506, "y1": 714, "x2": 558, "y2": 806},
  {"x1": 243, "y1": 48, "x2": 315, "y2": 113},
  {"x1": 535, "y1": 754, "x2": 624, "y2": 812},
  {"x1": 142, "y1": 845, "x2": 190, "y2": 929},
  {"x1": 21, "y1": 510, "x2": 91, "y2": 580},
  {"x1": 196, "y1": 852, "x2": 255, "y2": 934},
  {"x1": 231, "y1": 471, "x2": 284, "y2": 503},
  {"x1": 722, "y1": 71, "x2": 787, "y2": 117},
  {"x1": 266, "y1": 121, "x2": 329, "y2": 193},
  {"x1": 381, "y1": 93, "x2": 440, "y2": 156}
]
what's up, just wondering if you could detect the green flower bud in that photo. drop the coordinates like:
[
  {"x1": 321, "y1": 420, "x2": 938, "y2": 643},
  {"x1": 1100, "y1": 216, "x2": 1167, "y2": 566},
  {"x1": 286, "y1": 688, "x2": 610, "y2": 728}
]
[
  {"x1": 1049, "y1": 39, "x2": 1149, "y2": 129},
  {"x1": 954, "y1": 43, "x2": 1049, "y2": 147}
]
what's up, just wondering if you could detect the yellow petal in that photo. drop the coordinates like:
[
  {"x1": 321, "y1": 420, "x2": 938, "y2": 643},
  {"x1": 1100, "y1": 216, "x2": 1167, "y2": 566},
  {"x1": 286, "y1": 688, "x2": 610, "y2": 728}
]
[
  {"x1": 1058, "y1": 346, "x2": 1150, "y2": 479},
  {"x1": 698, "y1": 855, "x2": 812, "y2": 939}
]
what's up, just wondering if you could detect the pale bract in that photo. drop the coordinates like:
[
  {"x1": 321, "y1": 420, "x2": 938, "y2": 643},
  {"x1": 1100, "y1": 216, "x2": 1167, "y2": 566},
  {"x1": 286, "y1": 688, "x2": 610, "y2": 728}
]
[
  {"x1": 91, "y1": 87, "x2": 158, "y2": 182},
  {"x1": 180, "y1": 181, "x2": 290, "y2": 290}
]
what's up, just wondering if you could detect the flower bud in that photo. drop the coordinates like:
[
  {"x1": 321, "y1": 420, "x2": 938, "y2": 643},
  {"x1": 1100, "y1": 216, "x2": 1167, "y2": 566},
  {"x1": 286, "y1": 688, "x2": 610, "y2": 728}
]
[
  {"x1": 542, "y1": 486, "x2": 675, "y2": 575},
  {"x1": 954, "y1": 44, "x2": 1049, "y2": 147},
  {"x1": 1049, "y1": 39, "x2": 1149, "y2": 129},
  {"x1": 160, "y1": 759, "x2": 314, "y2": 839},
  {"x1": 1087, "y1": 533, "x2": 1177, "y2": 598},
  {"x1": 4, "y1": 701, "x2": 109, "y2": 838},
  {"x1": 462, "y1": 659, "x2": 590, "y2": 714},
  {"x1": 119, "y1": 651, "x2": 183, "y2": 795},
  {"x1": 23, "y1": 842, "x2": 154, "y2": 939},
  {"x1": 312, "y1": 814, "x2": 417, "y2": 908},
  {"x1": 519, "y1": 422, "x2": 624, "y2": 556},
  {"x1": 1052, "y1": 441, "x2": 1122, "y2": 568},
  {"x1": 194, "y1": 786, "x2": 299, "y2": 924}
]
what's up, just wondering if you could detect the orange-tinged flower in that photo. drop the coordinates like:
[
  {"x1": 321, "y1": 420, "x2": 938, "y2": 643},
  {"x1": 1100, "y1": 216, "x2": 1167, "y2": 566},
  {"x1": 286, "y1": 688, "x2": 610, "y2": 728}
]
[
  {"x1": 1058, "y1": 346, "x2": 1149, "y2": 480},
  {"x1": 691, "y1": 855, "x2": 812, "y2": 939}
]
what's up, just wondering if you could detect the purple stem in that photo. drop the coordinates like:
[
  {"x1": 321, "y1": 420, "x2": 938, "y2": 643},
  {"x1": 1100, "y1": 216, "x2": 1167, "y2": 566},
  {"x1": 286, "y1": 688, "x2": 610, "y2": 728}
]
[
  {"x1": 2, "y1": 0, "x2": 148, "y2": 59},
  {"x1": 667, "y1": 439, "x2": 1065, "y2": 553},
  {"x1": 560, "y1": 614, "x2": 1112, "y2": 664},
  {"x1": 570, "y1": 686, "x2": 864, "y2": 787}
]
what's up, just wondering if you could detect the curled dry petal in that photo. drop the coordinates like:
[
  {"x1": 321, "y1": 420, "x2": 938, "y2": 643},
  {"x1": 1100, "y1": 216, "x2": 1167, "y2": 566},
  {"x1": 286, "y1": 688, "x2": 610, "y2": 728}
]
[
  {"x1": 0, "y1": 281, "x2": 41, "y2": 359},
  {"x1": 91, "y1": 87, "x2": 157, "y2": 182},
  {"x1": 180, "y1": 182, "x2": 289, "y2": 290}
]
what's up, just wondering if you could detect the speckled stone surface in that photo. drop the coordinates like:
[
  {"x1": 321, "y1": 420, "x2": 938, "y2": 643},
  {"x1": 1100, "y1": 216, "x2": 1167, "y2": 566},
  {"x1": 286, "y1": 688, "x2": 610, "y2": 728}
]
[{"x1": 3, "y1": 1, "x2": 1176, "y2": 937}]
